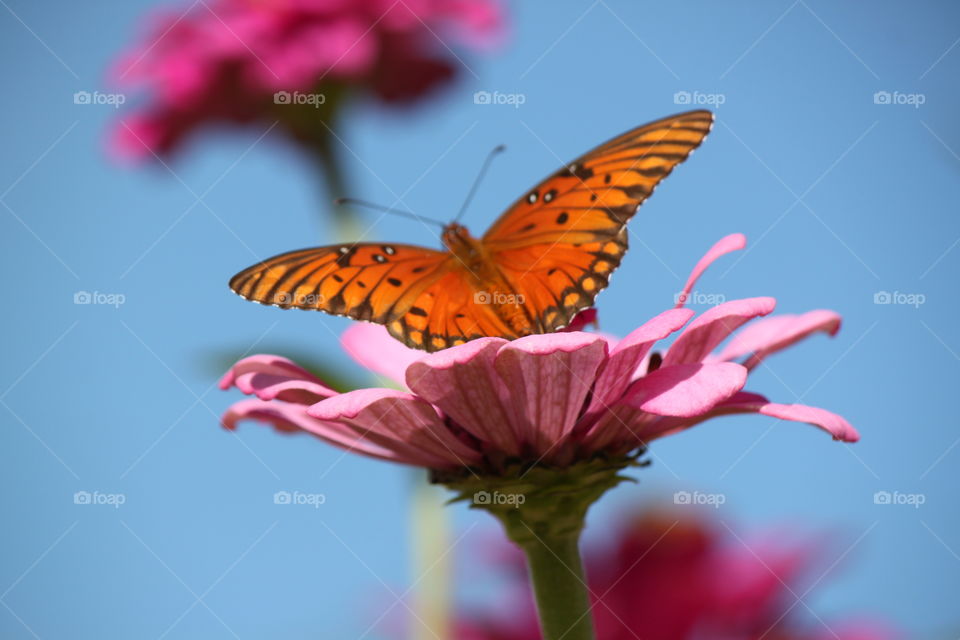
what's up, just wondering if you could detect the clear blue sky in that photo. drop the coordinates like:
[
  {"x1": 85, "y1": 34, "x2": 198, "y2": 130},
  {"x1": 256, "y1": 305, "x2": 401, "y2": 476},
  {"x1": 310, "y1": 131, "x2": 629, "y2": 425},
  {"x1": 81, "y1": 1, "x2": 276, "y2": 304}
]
[{"x1": 2, "y1": 1, "x2": 959, "y2": 638}]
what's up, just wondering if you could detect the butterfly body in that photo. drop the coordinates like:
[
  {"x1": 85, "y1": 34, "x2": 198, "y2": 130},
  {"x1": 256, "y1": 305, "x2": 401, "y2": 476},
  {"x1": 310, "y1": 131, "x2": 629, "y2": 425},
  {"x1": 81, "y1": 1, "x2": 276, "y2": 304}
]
[{"x1": 231, "y1": 110, "x2": 714, "y2": 352}]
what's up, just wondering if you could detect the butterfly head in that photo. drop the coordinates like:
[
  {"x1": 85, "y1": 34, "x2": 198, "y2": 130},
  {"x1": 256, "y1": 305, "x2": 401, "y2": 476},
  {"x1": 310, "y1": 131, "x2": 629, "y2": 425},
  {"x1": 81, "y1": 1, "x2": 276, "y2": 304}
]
[{"x1": 441, "y1": 222, "x2": 483, "y2": 261}]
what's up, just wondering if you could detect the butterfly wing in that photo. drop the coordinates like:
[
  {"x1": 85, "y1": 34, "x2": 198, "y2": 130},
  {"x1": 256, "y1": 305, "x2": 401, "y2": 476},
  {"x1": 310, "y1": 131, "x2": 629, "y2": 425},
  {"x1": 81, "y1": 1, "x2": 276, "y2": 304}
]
[
  {"x1": 389, "y1": 268, "x2": 523, "y2": 351},
  {"x1": 483, "y1": 110, "x2": 714, "y2": 331},
  {"x1": 229, "y1": 243, "x2": 519, "y2": 351}
]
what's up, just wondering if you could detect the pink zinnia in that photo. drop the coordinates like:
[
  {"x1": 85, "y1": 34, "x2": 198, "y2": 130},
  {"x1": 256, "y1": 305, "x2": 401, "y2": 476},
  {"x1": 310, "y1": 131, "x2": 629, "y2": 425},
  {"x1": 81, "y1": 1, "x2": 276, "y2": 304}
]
[
  {"x1": 220, "y1": 233, "x2": 858, "y2": 471},
  {"x1": 111, "y1": 0, "x2": 503, "y2": 160}
]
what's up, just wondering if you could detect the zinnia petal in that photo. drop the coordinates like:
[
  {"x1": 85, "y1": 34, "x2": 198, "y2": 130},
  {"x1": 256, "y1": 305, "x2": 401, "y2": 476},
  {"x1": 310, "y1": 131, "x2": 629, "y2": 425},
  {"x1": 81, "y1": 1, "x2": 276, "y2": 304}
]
[
  {"x1": 625, "y1": 362, "x2": 748, "y2": 418},
  {"x1": 494, "y1": 333, "x2": 608, "y2": 456},
  {"x1": 308, "y1": 388, "x2": 483, "y2": 468},
  {"x1": 716, "y1": 310, "x2": 842, "y2": 370},
  {"x1": 664, "y1": 297, "x2": 776, "y2": 366},
  {"x1": 675, "y1": 233, "x2": 747, "y2": 309},
  {"x1": 222, "y1": 398, "x2": 404, "y2": 462},
  {"x1": 585, "y1": 308, "x2": 694, "y2": 418},
  {"x1": 639, "y1": 392, "x2": 859, "y2": 442},
  {"x1": 341, "y1": 323, "x2": 424, "y2": 387},
  {"x1": 406, "y1": 338, "x2": 522, "y2": 456},
  {"x1": 756, "y1": 402, "x2": 859, "y2": 442},
  {"x1": 219, "y1": 354, "x2": 337, "y2": 404}
]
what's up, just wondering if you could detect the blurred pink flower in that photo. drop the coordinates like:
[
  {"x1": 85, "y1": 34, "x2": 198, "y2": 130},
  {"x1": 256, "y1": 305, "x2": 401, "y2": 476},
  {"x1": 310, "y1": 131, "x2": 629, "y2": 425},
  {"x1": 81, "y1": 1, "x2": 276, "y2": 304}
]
[
  {"x1": 219, "y1": 233, "x2": 858, "y2": 471},
  {"x1": 111, "y1": 0, "x2": 503, "y2": 160},
  {"x1": 453, "y1": 509, "x2": 897, "y2": 640}
]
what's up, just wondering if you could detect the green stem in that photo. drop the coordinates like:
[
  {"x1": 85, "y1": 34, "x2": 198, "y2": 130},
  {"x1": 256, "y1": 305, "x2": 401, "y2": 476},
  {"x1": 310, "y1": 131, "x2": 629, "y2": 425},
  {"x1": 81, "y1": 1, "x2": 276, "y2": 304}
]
[
  {"x1": 521, "y1": 532, "x2": 595, "y2": 640},
  {"x1": 311, "y1": 126, "x2": 363, "y2": 242},
  {"x1": 436, "y1": 454, "x2": 643, "y2": 640}
]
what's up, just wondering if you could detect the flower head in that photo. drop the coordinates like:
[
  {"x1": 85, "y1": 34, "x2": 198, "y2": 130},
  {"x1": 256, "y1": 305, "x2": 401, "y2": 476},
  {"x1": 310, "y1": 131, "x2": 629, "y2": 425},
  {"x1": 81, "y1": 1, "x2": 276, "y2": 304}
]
[
  {"x1": 220, "y1": 233, "x2": 858, "y2": 474},
  {"x1": 111, "y1": 0, "x2": 503, "y2": 160}
]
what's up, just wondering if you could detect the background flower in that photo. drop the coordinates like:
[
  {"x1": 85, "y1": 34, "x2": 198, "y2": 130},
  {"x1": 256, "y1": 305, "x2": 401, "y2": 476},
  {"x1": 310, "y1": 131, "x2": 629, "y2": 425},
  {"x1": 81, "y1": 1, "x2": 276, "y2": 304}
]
[
  {"x1": 110, "y1": 0, "x2": 503, "y2": 161},
  {"x1": 453, "y1": 507, "x2": 898, "y2": 640}
]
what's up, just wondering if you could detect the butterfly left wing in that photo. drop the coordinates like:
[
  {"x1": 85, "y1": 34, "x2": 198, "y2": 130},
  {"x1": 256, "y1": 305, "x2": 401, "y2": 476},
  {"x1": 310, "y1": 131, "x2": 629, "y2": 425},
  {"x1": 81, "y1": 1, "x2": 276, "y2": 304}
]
[
  {"x1": 229, "y1": 243, "x2": 521, "y2": 352},
  {"x1": 229, "y1": 242, "x2": 453, "y2": 323},
  {"x1": 483, "y1": 110, "x2": 714, "y2": 331}
]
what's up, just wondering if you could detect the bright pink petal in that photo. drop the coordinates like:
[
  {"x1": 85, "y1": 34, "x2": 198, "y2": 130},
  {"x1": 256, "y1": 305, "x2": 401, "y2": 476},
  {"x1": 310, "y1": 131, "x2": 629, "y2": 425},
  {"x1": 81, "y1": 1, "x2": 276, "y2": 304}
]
[
  {"x1": 641, "y1": 392, "x2": 859, "y2": 442},
  {"x1": 716, "y1": 310, "x2": 842, "y2": 370},
  {"x1": 494, "y1": 333, "x2": 608, "y2": 456},
  {"x1": 675, "y1": 233, "x2": 746, "y2": 309},
  {"x1": 221, "y1": 398, "x2": 404, "y2": 463},
  {"x1": 340, "y1": 323, "x2": 424, "y2": 388},
  {"x1": 219, "y1": 354, "x2": 337, "y2": 404},
  {"x1": 625, "y1": 362, "x2": 748, "y2": 418},
  {"x1": 585, "y1": 308, "x2": 694, "y2": 418},
  {"x1": 308, "y1": 388, "x2": 483, "y2": 468},
  {"x1": 758, "y1": 403, "x2": 859, "y2": 442},
  {"x1": 664, "y1": 297, "x2": 776, "y2": 367},
  {"x1": 406, "y1": 338, "x2": 521, "y2": 456}
]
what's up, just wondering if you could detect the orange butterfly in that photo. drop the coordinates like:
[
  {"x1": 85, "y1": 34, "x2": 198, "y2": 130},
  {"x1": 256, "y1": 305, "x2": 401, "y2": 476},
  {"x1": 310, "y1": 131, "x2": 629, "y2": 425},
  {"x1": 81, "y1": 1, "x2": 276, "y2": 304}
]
[{"x1": 230, "y1": 110, "x2": 713, "y2": 352}]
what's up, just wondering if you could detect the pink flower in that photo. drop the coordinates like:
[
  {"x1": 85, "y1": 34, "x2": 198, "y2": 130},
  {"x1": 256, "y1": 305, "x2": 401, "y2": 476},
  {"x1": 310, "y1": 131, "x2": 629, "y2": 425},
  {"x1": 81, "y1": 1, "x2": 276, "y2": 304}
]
[
  {"x1": 220, "y1": 233, "x2": 858, "y2": 471},
  {"x1": 110, "y1": 0, "x2": 503, "y2": 160},
  {"x1": 453, "y1": 508, "x2": 898, "y2": 640}
]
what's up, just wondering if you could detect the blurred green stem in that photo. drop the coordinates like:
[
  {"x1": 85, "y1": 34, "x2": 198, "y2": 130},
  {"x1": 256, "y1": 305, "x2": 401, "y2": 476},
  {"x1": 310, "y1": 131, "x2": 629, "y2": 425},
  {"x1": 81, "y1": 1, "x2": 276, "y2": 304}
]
[
  {"x1": 410, "y1": 476, "x2": 452, "y2": 640},
  {"x1": 313, "y1": 130, "x2": 362, "y2": 242}
]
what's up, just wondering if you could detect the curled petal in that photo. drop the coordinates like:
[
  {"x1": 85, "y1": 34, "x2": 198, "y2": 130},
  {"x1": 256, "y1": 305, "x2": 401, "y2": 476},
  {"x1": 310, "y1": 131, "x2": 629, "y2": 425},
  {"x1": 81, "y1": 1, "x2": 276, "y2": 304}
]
[
  {"x1": 341, "y1": 324, "x2": 424, "y2": 388},
  {"x1": 664, "y1": 297, "x2": 776, "y2": 367},
  {"x1": 585, "y1": 308, "x2": 694, "y2": 418},
  {"x1": 639, "y1": 392, "x2": 859, "y2": 442},
  {"x1": 406, "y1": 338, "x2": 521, "y2": 456},
  {"x1": 222, "y1": 399, "x2": 403, "y2": 463},
  {"x1": 218, "y1": 354, "x2": 337, "y2": 404},
  {"x1": 494, "y1": 333, "x2": 608, "y2": 456},
  {"x1": 716, "y1": 310, "x2": 842, "y2": 370},
  {"x1": 625, "y1": 362, "x2": 748, "y2": 418},
  {"x1": 308, "y1": 389, "x2": 483, "y2": 468},
  {"x1": 757, "y1": 403, "x2": 859, "y2": 442},
  {"x1": 675, "y1": 233, "x2": 747, "y2": 309}
]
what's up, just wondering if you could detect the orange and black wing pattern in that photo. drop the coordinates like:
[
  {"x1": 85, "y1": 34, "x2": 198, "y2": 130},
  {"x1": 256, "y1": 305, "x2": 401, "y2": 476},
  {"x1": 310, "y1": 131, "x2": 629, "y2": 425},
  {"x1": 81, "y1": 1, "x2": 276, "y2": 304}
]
[
  {"x1": 230, "y1": 243, "x2": 451, "y2": 329},
  {"x1": 483, "y1": 110, "x2": 713, "y2": 331},
  {"x1": 230, "y1": 244, "x2": 527, "y2": 352},
  {"x1": 230, "y1": 111, "x2": 713, "y2": 351}
]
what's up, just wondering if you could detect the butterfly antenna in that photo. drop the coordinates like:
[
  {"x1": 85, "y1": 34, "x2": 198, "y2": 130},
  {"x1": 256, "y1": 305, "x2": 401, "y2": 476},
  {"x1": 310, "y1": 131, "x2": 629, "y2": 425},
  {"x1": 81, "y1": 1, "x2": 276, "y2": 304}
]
[
  {"x1": 335, "y1": 198, "x2": 446, "y2": 228},
  {"x1": 453, "y1": 144, "x2": 506, "y2": 224}
]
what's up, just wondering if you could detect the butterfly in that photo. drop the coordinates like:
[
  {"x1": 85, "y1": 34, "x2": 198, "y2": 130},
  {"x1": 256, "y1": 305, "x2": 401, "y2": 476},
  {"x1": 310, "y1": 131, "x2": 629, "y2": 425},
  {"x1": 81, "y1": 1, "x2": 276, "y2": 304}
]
[{"x1": 230, "y1": 110, "x2": 714, "y2": 352}]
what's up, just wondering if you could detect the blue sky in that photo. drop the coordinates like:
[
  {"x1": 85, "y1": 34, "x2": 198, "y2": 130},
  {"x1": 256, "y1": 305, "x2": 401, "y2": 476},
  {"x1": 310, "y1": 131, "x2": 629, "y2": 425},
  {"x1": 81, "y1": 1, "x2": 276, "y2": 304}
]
[{"x1": 1, "y1": 1, "x2": 959, "y2": 638}]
